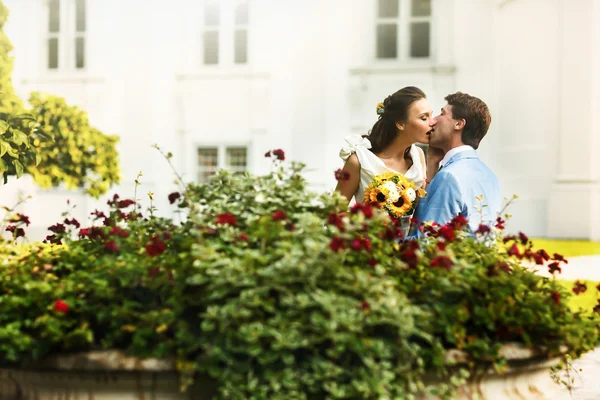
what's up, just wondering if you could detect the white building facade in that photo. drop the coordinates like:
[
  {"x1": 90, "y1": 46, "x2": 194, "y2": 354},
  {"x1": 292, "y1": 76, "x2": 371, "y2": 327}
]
[{"x1": 2, "y1": 0, "x2": 600, "y2": 240}]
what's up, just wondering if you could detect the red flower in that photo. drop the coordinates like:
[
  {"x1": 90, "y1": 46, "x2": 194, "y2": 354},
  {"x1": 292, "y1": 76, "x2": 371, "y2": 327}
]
[
  {"x1": 53, "y1": 300, "x2": 70, "y2": 314},
  {"x1": 163, "y1": 232, "x2": 173, "y2": 240},
  {"x1": 238, "y1": 233, "x2": 249, "y2": 243},
  {"x1": 507, "y1": 244, "x2": 522, "y2": 259},
  {"x1": 476, "y1": 224, "x2": 491, "y2": 235},
  {"x1": 110, "y1": 226, "x2": 130, "y2": 238},
  {"x1": 168, "y1": 192, "x2": 181, "y2": 204},
  {"x1": 449, "y1": 215, "x2": 468, "y2": 230},
  {"x1": 368, "y1": 258, "x2": 377, "y2": 267},
  {"x1": 537, "y1": 249, "x2": 550, "y2": 261},
  {"x1": 64, "y1": 218, "x2": 81, "y2": 229},
  {"x1": 6, "y1": 225, "x2": 25, "y2": 238},
  {"x1": 436, "y1": 242, "x2": 447, "y2": 251},
  {"x1": 497, "y1": 261, "x2": 511, "y2": 273},
  {"x1": 495, "y1": 217, "x2": 505, "y2": 230},
  {"x1": 548, "y1": 262, "x2": 561, "y2": 275},
  {"x1": 431, "y1": 256, "x2": 453, "y2": 269},
  {"x1": 147, "y1": 267, "x2": 161, "y2": 277},
  {"x1": 272, "y1": 149, "x2": 285, "y2": 161},
  {"x1": 551, "y1": 291, "x2": 561, "y2": 305},
  {"x1": 327, "y1": 213, "x2": 345, "y2": 230},
  {"x1": 334, "y1": 169, "x2": 351, "y2": 181},
  {"x1": 91, "y1": 210, "x2": 107, "y2": 220},
  {"x1": 216, "y1": 213, "x2": 237, "y2": 226},
  {"x1": 48, "y1": 223, "x2": 66, "y2": 234},
  {"x1": 361, "y1": 301, "x2": 370, "y2": 311},
  {"x1": 12, "y1": 213, "x2": 31, "y2": 226},
  {"x1": 146, "y1": 237, "x2": 166, "y2": 257},
  {"x1": 518, "y1": 232, "x2": 529, "y2": 245},
  {"x1": 351, "y1": 238, "x2": 362, "y2": 251},
  {"x1": 104, "y1": 241, "x2": 119, "y2": 253},
  {"x1": 329, "y1": 237, "x2": 345, "y2": 252},
  {"x1": 350, "y1": 203, "x2": 373, "y2": 219},
  {"x1": 439, "y1": 225, "x2": 456, "y2": 242},
  {"x1": 272, "y1": 210, "x2": 287, "y2": 221},
  {"x1": 361, "y1": 238, "x2": 372, "y2": 252},
  {"x1": 116, "y1": 199, "x2": 136, "y2": 209},
  {"x1": 553, "y1": 253, "x2": 568, "y2": 264},
  {"x1": 572, "y1": 281, "x2": 587, "y2": 295}
]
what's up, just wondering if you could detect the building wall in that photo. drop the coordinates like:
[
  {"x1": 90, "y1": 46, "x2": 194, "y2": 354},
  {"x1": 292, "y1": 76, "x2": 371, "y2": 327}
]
[{"x1": 2, "y1": 0, "x2": 599, "y2": 240}]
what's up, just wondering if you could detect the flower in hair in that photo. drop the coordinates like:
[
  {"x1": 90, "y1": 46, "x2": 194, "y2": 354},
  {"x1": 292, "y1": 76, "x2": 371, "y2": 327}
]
[{"x1": 376, "y1": 102, "x2": 385, "y2": 116}]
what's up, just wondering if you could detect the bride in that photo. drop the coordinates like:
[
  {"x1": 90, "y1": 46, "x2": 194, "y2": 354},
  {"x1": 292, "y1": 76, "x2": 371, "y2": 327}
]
[{"x1": 335, "y1": 86, "x2": 433, "y2": 205}]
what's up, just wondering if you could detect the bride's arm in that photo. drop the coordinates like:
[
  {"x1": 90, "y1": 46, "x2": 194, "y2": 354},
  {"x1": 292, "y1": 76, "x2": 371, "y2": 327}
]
[{"x1": 334, "y1": 153, "x2": 361, "y2": 204}]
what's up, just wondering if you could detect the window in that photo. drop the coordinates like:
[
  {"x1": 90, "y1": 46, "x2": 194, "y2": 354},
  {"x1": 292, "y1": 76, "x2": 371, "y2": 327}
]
[
  {"x1": 197, "y1": 146, "x2": 248, "y2": 183},
  {"x1": 376, "y1": 0, "x2": 431, "y2": 60},
  {"x1": 201, "y1": 1, "x2": 249, "y2": 66},
  {"x1": 46, "y1": 0, "x2": 87, "y2": 70}
]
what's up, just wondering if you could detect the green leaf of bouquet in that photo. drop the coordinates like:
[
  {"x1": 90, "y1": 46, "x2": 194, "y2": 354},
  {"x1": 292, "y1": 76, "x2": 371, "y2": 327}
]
[
  {"x1": 0, "y1": 140, "x2": 8, "y2": 157},
  {"x1": 0, "y1": 158, "x2": 7, "y2": 174},
  {"x1": 0, "y1": 120, "x2": 8, "y2": 134},
  {"x1": 10, "y1": 113, "x2": 37, "y2": 121}
]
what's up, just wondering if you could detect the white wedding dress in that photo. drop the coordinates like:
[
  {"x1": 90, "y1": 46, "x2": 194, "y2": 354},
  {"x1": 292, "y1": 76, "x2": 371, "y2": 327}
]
[{"x1": 339, "y1": 134, "x2": 425, "y2": 204}]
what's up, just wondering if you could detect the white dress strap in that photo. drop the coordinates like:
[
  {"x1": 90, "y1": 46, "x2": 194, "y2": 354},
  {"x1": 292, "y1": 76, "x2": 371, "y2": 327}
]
[{"x1": 339, "y1": 134, "x2": 372, "y2": 161}]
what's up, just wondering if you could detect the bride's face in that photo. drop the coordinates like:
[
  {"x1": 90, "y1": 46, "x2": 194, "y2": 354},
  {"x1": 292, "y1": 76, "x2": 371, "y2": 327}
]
[{"x1": 400, "y1": 98, "x2": 433, "y2": 144}]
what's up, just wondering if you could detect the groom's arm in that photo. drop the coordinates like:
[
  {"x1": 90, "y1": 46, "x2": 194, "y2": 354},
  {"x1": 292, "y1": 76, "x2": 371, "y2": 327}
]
[{"x1": 410, "y1": 172, "x2": 463, "y2": 238}]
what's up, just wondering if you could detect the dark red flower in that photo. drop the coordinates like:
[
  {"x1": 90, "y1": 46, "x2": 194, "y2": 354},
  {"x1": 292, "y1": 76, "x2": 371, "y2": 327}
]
[
  {"x1": 44, "y1": 234, "x2": 61, "y2": 245},
  {"x1": 91, "y1": 210, "x2": 107, "y2": 220},
  {"x1": 216, "y1": 213, "x2": 237, "y2": 226},
  {"x1": 272, "y1": 210, "x2": 287, "y2": 221},
  {"x1": 146, "y1": 238, "x2": 166, "y2": 257},
  {"x1": 436, "y1": 242, "x2": 447, "y2": 251},
  {"x1": 476, "y1": 224, "x2": 491, "y2": 235},
  {"x1": 104, "y1": 241, "x2": 119, "y2": 253},
  {"x1": 368, "y1": 258, "x2": 377, "y2": 267},
  {"x1": 507, "y1": 244, "x2": 522, "y2": 259},
  {"x1": 572, "y1": 281, "x2": 587, "y2": 295},
  {"x1": 495, "y1": 217, "x2": 505, "y2": 230},
  {"x1": 6, "y1": 225, "x2": 25, "y2": 238},
  {"x1": 431, "y1": 256, "x2": 453, "y2": 269},
  {"x1": 327, "y1": 213, "x2": 345, "y2": 230},
  {"x1": 285, "y1": 222, "x2": 295, "y2": 231},
  {"x1": 553, "y1": 253, "x2": 568, "y2": 264},
  {"x1": 548, "y1": 262, "x2": 561, "y2": 275},
  {"x1": 53, "y1": 300, "x2": 70, "y2": 314},
  {"x1": 537, "y1": 249, "x2": 550, "y2": 261},
  {"x1": 272, "y1": 149, "x2": 285, "y2": 161},
  {"x1": 163, "y1": 232, "x2": 173, "y2": 240},
  {"x1": 64, "y1": 218, "x2": 81, "y2": 229},
  {"x1": 110, "y1": 226, "x2": 130, "y2": 238},
  {"x1": 497, "y1": 261, "x2": 511, "y2": 273},
  {"x1": 329, "y1": 237, "x2": 345, "y2": 252},
  {"x1": 12, "y1": 213, "x2": 30, "y2": 226},
  {"x1": 361, "y1": 301, "x2": 370, "y2": 311},
  {"x1": 439, "y1": 225, "x2": 456, "y2": 242},
  {"x1": 551, "y1": 291, "x2": 561, "y2": 305},
  {"x1": 264, "y1": 150, "x2": 271, "y2": 157},
  {"x1": 449, "y1": 215, "x2": 468, "y2": 230},
  {"x1": 400, "y1": 248, "x2": 419, "y2": 269},
  {"x1": 361, "y1": 238, "x2": 372, "y2": 252},
  {"x1": 116, "y1": 199, "x2": 135, "y2": 209},
  {"x1": 518, "y1": 232, "x2": 529, "y2": 245},
  {"x1": 147, "y1": 267, "x2": 161, "y2": 277},
  {"x1": 168, "y1": 192, "x2": 181, "y2": 204},
  {"x1": 48, "y1": 223, "x2": 66, "y2": 234},
  {"x1": 238, "y1": 233, "x2": 249, "y2": 243},
  {"x1": 334, "y1": 169, "x2": 351, "y2": 182},
  {"x1": 350, "y1": 203, "x2": 373, "y2": 219}
]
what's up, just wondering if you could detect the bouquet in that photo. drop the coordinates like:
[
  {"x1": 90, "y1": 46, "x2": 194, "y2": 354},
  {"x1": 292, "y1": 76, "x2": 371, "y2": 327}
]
[{"x1": 363, "y1": 172, "x2": 426, "y2": 219}]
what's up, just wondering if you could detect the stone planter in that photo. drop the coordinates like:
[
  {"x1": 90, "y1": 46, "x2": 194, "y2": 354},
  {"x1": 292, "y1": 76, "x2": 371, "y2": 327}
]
[{"x1": 0, "y1": 344, "x2": 569, "y2": 400}]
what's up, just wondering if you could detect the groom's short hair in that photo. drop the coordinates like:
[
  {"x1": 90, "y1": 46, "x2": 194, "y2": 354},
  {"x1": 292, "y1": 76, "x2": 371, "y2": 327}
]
[{"x1": 445, "y1": 92, "x2": 491, "y2": 150}]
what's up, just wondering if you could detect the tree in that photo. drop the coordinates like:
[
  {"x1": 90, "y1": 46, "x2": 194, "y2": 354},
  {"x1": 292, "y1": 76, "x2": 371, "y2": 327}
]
[{"x1": 0, "y1": 0, "x2": 120, "y2": 197}]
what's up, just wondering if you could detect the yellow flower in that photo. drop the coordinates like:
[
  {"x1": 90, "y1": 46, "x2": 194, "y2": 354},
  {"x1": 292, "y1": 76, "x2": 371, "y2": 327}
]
[
  {"x1": 387, "y1": 191, "x2": 413, "y2": 217},
  {"x1": 365, "y1": 186, "x2": 389, "y2": 207}
]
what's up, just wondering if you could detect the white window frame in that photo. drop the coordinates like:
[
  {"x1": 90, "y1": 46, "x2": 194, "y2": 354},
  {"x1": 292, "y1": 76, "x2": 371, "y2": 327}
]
[
  {"x1": 196, "y1": 144, "x2": 250, "y2": 183},
  {"x1": 44, "y1": 0, "x2": 87, "y2": 72},
  {"x1": 375, "y1": 0, "x2": 432, "y2": 62},
  {"x1": 199, "y1": 0, "x2": 249, "y2": 67}
]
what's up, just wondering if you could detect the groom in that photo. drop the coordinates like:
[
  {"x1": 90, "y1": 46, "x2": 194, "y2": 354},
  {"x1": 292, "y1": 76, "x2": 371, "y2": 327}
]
[{"x1": 410, "y1": 92, "x2": 501, "y2": 237}]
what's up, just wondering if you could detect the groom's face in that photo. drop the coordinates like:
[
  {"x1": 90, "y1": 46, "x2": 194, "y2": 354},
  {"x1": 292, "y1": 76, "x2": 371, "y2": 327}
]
[{"x1": 429, "y1": 104, "x2": 455, "y2": 149}]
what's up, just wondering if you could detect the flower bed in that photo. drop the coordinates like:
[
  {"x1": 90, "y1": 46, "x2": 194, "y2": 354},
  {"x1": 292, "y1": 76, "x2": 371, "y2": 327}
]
[{"x1": 1, "y1": 152, "x2": 599, "y2": 399}]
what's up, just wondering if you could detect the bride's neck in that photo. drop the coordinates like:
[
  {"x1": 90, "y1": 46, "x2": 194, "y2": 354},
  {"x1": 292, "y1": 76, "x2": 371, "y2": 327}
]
[{"x1": 377, "y1": 135, "x2": 413, "y2": 160}]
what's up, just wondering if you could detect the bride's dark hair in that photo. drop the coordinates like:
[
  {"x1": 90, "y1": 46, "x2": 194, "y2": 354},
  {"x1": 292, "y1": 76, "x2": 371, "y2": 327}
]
[{"x1": 365, "y1": 86, "x2": 426, "y2": 154}]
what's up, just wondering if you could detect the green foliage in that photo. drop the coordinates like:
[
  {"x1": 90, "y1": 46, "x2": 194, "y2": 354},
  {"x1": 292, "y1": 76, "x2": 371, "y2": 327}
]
[
  {"x1": 0, "y1": 156, "x2": 598, "y2": 398},
  {"x1": 0, "y1": 0, "x2": 120, "y2": 195},
  {"x1": 26, "y1": 93, "x2": 121, "y2": 197}
]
